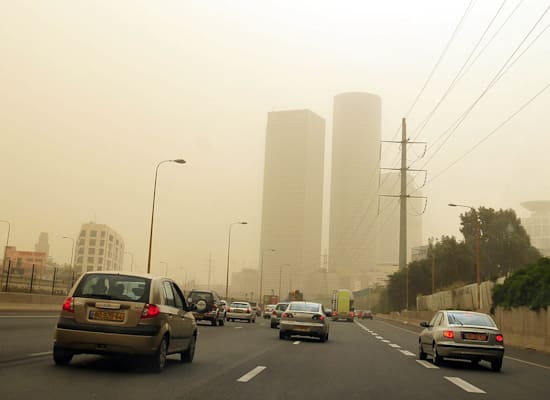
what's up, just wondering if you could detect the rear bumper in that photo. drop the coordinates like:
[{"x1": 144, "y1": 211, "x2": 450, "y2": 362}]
[
  {"x1": 193, "y1": 311, "x2": 217, "y2": 321},
  {"x1": 437, "y1": 342, "x2": 504, "y2": 360},
  {"x1": 54, "y1": 327, "x2": 162, "y2": 356},
  {"x1": 280, "y1": 321, "x2": 327, "y2": 337},
  {"x1": 227, "y1": 312, "x2": 253, "y2": 320}
]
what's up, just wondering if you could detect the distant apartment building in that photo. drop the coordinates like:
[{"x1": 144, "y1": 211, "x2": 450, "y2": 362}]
[
  {"x1": 74, "y1": 223, "x2": 125, "y2": 273},
  {"x1": 259, "y1": 109, "x2": 325, "y2": 300},
  {"x1": 34, "y1": 232, "x2": 50, "y2": 258},
  {"x1": 521, "y1": 201, "x2": 550, "y2": 257},
  {"x1": 3, "y1": 246, "x2": 47, "y2": 277},
  {"x1": 329, "y1": 92, "x2": 381, "y2": 290}
]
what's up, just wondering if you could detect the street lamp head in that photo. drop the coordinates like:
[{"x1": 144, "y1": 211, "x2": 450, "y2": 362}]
[
  {"x1": 240, "y1": 221, "x2": 248, "y2": 225},
  {"x1": 172, "y1": 159, "x2": 186, "y2": 164},
  {"x1": 448, "y1": 203, "x2": 457, "y2": 207}
]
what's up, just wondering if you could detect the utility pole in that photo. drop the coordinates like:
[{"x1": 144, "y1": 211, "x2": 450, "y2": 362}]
[
  {"x1": 380, "y1": 118, "x2": 427, "y2": 311},
  {"x1": 208, "y1": 253, "x2": 212, "y2": 290}
]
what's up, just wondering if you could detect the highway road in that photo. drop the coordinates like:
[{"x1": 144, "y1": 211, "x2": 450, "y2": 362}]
[{"x1": 1, "y1": 312, "x2": 550, "y2": 400}]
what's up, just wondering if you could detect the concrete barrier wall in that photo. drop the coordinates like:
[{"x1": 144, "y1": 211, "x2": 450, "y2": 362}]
[
  {"x1": 416, "y1": 281, "x2": 494, "y2": 313},
  {"x1": 0, "y1": 292, "x2": 65, "y2": 306},
  {"x1": 493, "y1": 307, "x2": 550, "y2": 353}
]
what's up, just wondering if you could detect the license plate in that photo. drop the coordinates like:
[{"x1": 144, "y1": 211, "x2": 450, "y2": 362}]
[
  {"x1": 463, "y1": 333, "x2": 488, "y2": 341},
  {"x1": 89, "y1": 310, "x2": 125, "y2": 322},
  {"x1": 235, "y1": 309, "x2": 244, "y2": 313},
  {"x1": 295, "y1": 326, "x2": 309, "y2": 332}
]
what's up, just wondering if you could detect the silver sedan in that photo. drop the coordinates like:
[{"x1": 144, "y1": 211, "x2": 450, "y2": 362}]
[
  {"x1": 279, "y1": 301, "x2": 329, "y2": 342},
  {"x1": 419, "y1": 310, "x2": 505, "y2": 371}
]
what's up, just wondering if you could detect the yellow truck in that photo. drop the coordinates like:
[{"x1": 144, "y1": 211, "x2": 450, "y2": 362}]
[{"x1": 331, "y1": 289, "x2": 355, "y2": 322}]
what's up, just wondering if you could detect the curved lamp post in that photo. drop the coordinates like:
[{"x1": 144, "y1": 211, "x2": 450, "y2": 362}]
[
  {"x1": 124, "y1": 251, "x2": 134, "y2": 272},
  {"x1": 225, "y1": 221, "x2": 247, "y2": 299},
  {"x1": 259, "y1": 248, "x2": 276, "y2": 307},
  {"x1": 449, "y1": 203, "x2": 481, "y2": 310},
  {"x1": 146, "y1": 159, "x2": 186, "y2": 273},
  {"x1": 62, "y1": 236, "x2": 75, "y2": 270}
]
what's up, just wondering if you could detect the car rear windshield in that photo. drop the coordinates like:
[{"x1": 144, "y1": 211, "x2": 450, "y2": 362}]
[
  {"x1": 288, "y1": 303, "x2": 320, "y2": 312},
  {"x1": 276, "y1": 303, "x2": 289, "y2": 311},
  {"x1": 230, "y1": 302, "x2": 249, "y2": 308},
  {"x1": 74, "y1": 274, "x2": 151, "y2": 302},
  {"x1": 189, "y1": 291, "x2": 213, "y2": 302},
  {"x1": 447, "y1": 312, "x2": 496, "y2": 327}
]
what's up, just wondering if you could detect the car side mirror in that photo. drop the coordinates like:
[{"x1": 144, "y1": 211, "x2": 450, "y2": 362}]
[
  {"x1": 420, "y1": 321, "x2": 430, "y2": 328},
  {"x1": 187, "y1": 297, "x2": 193, "y2": 304}
]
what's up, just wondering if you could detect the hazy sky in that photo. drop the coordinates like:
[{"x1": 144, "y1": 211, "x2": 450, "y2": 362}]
[{"x1": 1, "y1": 0, "x2": 549, "y2": 285}]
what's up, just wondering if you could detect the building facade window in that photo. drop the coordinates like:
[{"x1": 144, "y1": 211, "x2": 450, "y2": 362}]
[
  {"x1": 89, "y1": 239, "x2": 96, "y2": 246},
  {"x1": 87, "y1": 257, "x2": 94, "y2": 263},
  {"x1": 90, "y1": 230, "x2": 97, "y2": 237},
  {"x1": 88, "y1": 248, "x2": 95, "y2": 255}
]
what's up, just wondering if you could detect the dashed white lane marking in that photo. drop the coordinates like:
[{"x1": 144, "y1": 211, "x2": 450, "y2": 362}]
[
  {"x1": 28, "y1": 351, "x2": 52, "y2": 357},
  {"x1": 416, "y1": 360, "x2": 439, "y2": 369},
  {"x1": 375, "y1": 336, "x2": 384, "y2": 339},
  {"x1": 382, "y1": 339, "x2": 390, "y2": 343},
  {"x1": 293, "y1": 341, "x2": 301, "y2": 345},
  {"x1": 237, "y1": 366, "x2": 267, "y2": 382},
  {"x1": 234, "y1": 326, "x2": 243, "y2": 329},
  {"x1": 444, "y1": 377, "x2": 486, "y2": 393},
  {"x1": 400, "y1": 350, "x2": 416, "y2": 357},
  {"x1": 389, "y1": 344, "x2": 401, "y2": 348}
]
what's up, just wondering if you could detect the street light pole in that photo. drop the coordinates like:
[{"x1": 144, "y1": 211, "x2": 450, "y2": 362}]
[
  {"x1": 147, "y1": 158, "x2": 186, "y2": 274},
  {"x1": 259, "y1": 248, "x2": 276, "y2": 308},
  {"x1": 225, "y1": 221, "x2": 247, "y2": 299},
  {"x1": 279, "y1": 264, "x2": 290, "y2": 300},
  {"x1": 160, "y1": 261, "x2": 168, "y2": 277},
  {"x1": 449, "y1": 203, "x2": 481, "y2": 310},
  {"x1": 0, "y1": 220, "x2": 11, "y2": 289},
  {"x1": 62, "y1": 236, "x2": 75, "y2": 270},
  {"x1": 124, "y1": 251, "x2": 134, "y2": 272}
]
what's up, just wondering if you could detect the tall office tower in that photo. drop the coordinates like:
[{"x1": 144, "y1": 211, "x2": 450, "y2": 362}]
[
  {"x1": 35, "y1": 232, "x2": 50, "y2": 258},
  {"x1": 328, "y1": 92, "x2": 382, "y2": 290},
  {"x1": 376, "y1": 172, "x2": 423, "y2": 266},
  {"x1": 259, "y1": 109, "x2": 325, "y2": 300},
  {"x1": 74, "y1": 222, "x2": 125, "y2": 273}
]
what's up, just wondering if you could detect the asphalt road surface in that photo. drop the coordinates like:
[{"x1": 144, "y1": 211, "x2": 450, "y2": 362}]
[{"x1": 1, "y1": 312, "x2": 550, "y2": 400}]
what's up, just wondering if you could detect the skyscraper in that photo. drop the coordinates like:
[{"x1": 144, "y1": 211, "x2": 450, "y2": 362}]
[
  {"x1": 329, "y1": 92, "x2": 382, "y2": 290},
  {"x1": 35, "y1": 232, "x2": 50, "y2": 258},
  {"x1": 74, "y1": 222, "x2": 125, "y2": 273},
  {"x1": 259, "y1": 109, "x2": 325, "y2": 300}
]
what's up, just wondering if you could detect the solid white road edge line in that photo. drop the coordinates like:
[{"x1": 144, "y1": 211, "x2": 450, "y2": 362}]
[
  {"x1": 293, "y1": 341, "x2": 301, "y2": 345},
  {"x1": 444, "y1": 377, "x2": 486, "y2": 393},
  {"x1": 237, "y1": 366, "x2": 267, "y2": 383},
  {"x1": 28, "y1": 351, "x2": 53, "y2": 357}
]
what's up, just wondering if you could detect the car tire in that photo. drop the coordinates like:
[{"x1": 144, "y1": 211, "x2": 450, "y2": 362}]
[
  {"x1": 491, "y1": 358, "x2": 503, "y2": 372},
  {"x1": 432, "y1": 343, "x2": 443, "y2": 366},
  {"x1": 320, "y1": 333, "x2": 328, "y2": 343},
  {"x1": 181, "y1": 334, "x2": 196, "y2": 363},
  {"x1": 279, "y1": 331, "x2": 287, "y2": 340},
  {"x1": 53, "y1": 346, "x2": 73, "y2": 366},
  {"x1": 151, "y1": 336, "x2": 168, "y2": 373},
  {"x1": 219, "y1": 317, "x2": 224, "y2": 326},
  {"x1": 419, "y1": 341, "x2": 427, "y2": 360},
  {"x1": 211, "y1": 318, "x2": 217, "y2": 326},
  {"x1": 270, "y1": 321, "x2": 277, "y2": 329}
]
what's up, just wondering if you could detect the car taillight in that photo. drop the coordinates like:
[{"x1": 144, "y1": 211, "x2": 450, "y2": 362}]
[
  {"x1": 319, "y1": 314, "x2": 325, "y2": 321},
  {"x1": 227, "y1": 307, "x2": 231, "y2": 312},
  {"x1": 62, "y1": 297, "x2": 74, "y2": 313},
  {"x1": 350, "y1": 312, "x2": 355, "y2": 318},
  {"x1": 141, "y1": 304, "x2": 160, "y2": 319},
  {"x1": 443, "y1": 330, "x2": 454, "y2": 339},
  {"x1": 212, "y1": 304, "x2": 217, "y2": 311},
  {"x1": 496, "y1": 334, "x2": 504, "y2": 343},
  {"x1": 282, "y1": 312, "x2": 293, "y2": 318},
  {"x1": 272, "y1": 310, "x2": 277, "y2": 315},
  {"x1": 333, "y1": 311, "x2": 337, "y2": 316},
  {"x1": 246, "y1": 308, "x2": 251, "y2": 313}
]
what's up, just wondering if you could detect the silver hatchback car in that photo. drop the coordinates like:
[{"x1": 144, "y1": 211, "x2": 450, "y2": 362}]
[
  {"x1": 419, "y1": 310, "x2": 504, "y2": 371},
  {"x1": 279, "y1": 301, "x2": 329, "y2": 342}
]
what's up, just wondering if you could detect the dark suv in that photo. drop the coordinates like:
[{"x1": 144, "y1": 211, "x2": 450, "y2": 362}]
[{"x1": 187, "y1": 290, "x2": 225, "y2": 326}]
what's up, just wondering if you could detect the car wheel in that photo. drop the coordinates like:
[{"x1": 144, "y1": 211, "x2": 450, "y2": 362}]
[
  {"x1": 151, "y1": 336, "x2": 168, "y2": 373},
  {"x1": 491, "y1": 358, "x2": 503, "y2": 372},
  {"x1": 320, "y1": 333, "x2": 328, "y2": 343},
  {"x1": 432, "y1": 343, "x2": 443, "y2": 366},
  {"x1": 211, "y1": 318, "x2": 217, "y2": 326},
  {"x1": 279, "y1": 331, "x2": 287, "y2": 340},
  {"x1": 418, "y1": 341, "x2": 427, "y2": 360},
  {"x1": 53, "y1": 346, "x2": 73, "y2": 366},
  {"x1": 270, "y1": 322, "x2": 277, "y2": 329},
  {"x1": 219, "y1": 317, "x2": 224, "y2": 326},
  {"x1": 181, "y1": 334, "x2": 196, "y2": 363}
]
